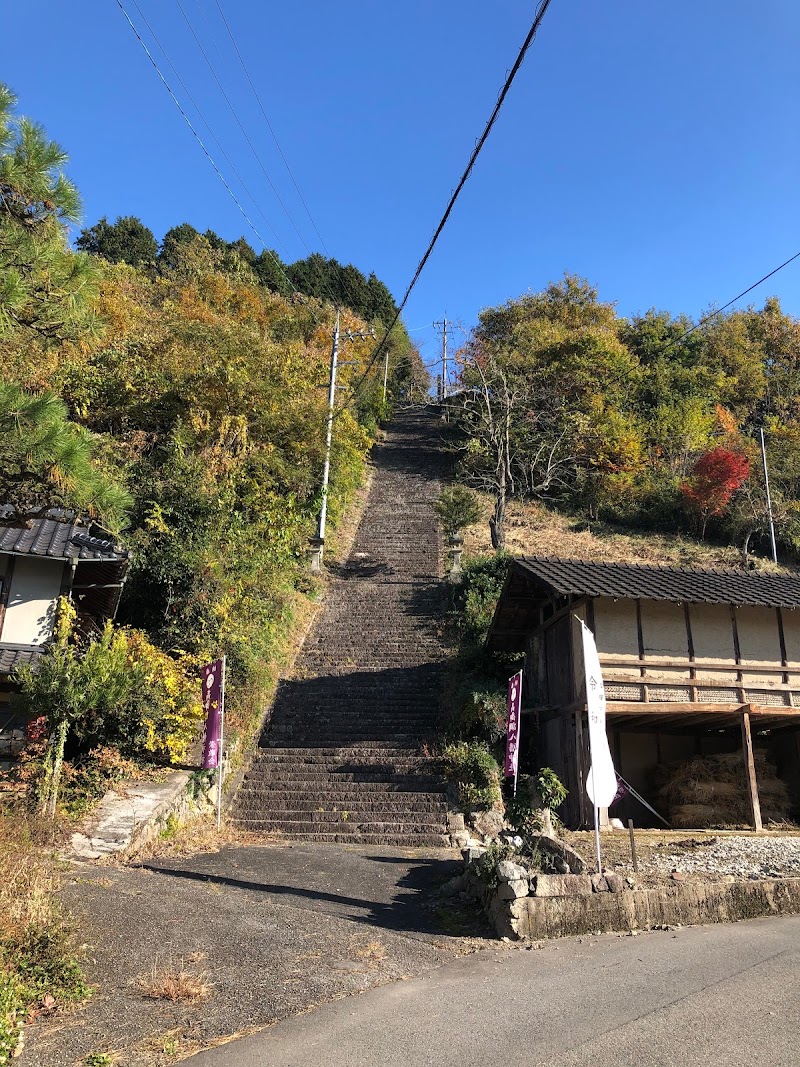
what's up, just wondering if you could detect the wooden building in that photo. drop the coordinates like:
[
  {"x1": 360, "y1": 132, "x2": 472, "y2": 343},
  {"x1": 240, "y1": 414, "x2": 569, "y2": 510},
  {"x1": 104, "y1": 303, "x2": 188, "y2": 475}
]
[
  {"x1": 487, "y1": 556, "x2": 800, "y2": 830},
  {"x1": 0, "y1": 508, "x2": 131, "y2": 756}
]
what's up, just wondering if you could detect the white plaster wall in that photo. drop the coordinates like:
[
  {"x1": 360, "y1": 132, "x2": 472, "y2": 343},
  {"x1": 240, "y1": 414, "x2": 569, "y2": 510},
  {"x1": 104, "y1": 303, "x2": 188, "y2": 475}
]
[
  {"x1": 594, "y1": 598, "x2": 640, "y2": 680},
  {"x1": 779, "y1": 610, "x2": 800, "y2": 691},
  {"x1": 736, "y1": 605, "x2": 783, "y2": 689},
  {"x1": 640, "y1": 601, "x2": 690, "y2": 680},
  {"x1": 688, "y1": 603, "x2": 738, "y2": 684},
  {"x1": 1, "y1": 557, "x2": 63, "y2": 645}
]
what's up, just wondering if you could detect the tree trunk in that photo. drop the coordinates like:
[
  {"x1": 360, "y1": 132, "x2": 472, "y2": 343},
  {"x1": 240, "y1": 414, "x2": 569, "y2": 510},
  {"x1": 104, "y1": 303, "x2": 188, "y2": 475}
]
[
  {"x1": 40, "y1": 718, "x2": 68, "y2": 819},
  {"x1": 490, "y1": 483, "x2": 506, "y2": 551}
]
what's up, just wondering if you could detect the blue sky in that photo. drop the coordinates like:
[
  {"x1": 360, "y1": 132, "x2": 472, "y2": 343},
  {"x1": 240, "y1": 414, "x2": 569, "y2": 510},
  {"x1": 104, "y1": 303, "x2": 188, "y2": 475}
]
[{"x1": 3, "y1": 1, "x2": 799, "y2": 377}]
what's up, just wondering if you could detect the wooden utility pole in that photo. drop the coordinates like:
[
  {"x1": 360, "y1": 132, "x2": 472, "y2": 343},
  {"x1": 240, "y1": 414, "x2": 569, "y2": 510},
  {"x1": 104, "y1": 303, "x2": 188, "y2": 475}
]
[{"x1": 741, "y1": 708, "x2": 763, "y2": 832}]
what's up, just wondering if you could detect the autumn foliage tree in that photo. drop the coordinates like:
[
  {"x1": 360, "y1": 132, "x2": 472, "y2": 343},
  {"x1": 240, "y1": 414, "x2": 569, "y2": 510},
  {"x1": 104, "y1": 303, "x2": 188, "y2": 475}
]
[{"x1": 680, "y1": 447, "x2": 751, "y2": 537}]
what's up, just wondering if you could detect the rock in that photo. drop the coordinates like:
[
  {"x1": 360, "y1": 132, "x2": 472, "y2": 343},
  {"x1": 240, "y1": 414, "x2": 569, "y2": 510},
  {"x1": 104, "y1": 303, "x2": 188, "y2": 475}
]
[
  {"x1": 533, "y1": 835, "x2": 587, "y2": 874},
  {"x1": 447, "y1": 813, "x2": 466, "y2": 833},
  {"x1": 452, "y1": 831, "x2": 471, "y2": 849},
  {"x1": 496, "y1": 860, "x2": 529, "y2": 883},
  {"x1": 531, "y1": 874, "x2": 593, "y2": 898},
  {"x1": 439, "y1": 874, "x2": 466, "y2": 898},
  {"x1": 462, "y1": 846, "x2": 487, "y2": 867},
  {"x1": 470, "y1": 810, "x2": 505, "y2": 839},
  {"x1": 591, "y1": 874, "x2": 609, "y2": 893},
  {"x1": 671, "y1": 871, "x2": 687, "y2": 883},
  {"x1": 497, "y1": 878, "x2": 530, "y2": 900},
  {"x1": 605, "y1": 873, "x2": 625, "y2": 893}
]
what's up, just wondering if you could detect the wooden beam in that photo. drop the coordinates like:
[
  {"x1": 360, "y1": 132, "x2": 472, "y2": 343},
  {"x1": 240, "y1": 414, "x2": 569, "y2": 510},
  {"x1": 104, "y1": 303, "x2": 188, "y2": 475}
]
[
  {"x1": 606, "y1": 700, "x2": 800, "y2": 718},
  {"x1": 741, "y1": 709, "x2": 763, "y2": 833}
]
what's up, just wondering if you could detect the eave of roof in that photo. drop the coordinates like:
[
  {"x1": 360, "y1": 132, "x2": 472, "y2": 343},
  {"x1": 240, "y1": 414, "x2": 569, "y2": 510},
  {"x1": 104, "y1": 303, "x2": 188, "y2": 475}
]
[
  {"x1": 486, "y1": 555, "x2": 800, "y2": 653},
  {"x1": 0, "y1": 507, "x2": 130, "y2": 563}
]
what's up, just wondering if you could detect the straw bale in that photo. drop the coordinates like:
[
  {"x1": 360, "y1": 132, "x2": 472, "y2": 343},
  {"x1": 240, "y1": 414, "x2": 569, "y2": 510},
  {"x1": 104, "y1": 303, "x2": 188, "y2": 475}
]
[{"x1": 658, "y1": 748, "x2": 791, "y2": 828}]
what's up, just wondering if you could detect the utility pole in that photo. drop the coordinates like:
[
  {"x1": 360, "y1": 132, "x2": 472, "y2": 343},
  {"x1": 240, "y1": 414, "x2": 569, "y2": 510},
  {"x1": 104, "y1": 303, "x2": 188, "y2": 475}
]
[
  {"x1": 310, "y1": 311, "x2": 374, "y2": 572},
  {"x1": 760, "y1": 426, "x2": 778, "y2": 564},
  {"x1": 433, "y1": 317, "x2": 454, "y2": 400}
]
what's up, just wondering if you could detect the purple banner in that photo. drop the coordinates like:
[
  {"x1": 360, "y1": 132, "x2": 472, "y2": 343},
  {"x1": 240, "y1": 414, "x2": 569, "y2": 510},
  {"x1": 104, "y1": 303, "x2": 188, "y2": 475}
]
[
  {"x1": 201, "y1": 659, "x2": 224, "y2": 769},
  {"x1": 504, "y1": 670, "x2": 523, "y2": 779}
]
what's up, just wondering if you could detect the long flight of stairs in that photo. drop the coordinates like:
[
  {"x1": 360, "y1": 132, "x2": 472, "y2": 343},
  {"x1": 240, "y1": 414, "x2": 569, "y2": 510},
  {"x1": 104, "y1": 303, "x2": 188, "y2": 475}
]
[{"x1": 231, "y1": 408, "x2": 453, "y2": 846}]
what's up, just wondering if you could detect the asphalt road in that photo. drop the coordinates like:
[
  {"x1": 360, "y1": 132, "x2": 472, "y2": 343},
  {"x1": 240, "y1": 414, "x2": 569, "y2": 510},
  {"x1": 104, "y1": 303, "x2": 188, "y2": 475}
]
[{"x1": 186, "y1": 914, "x2": 800, "y2": 1067}]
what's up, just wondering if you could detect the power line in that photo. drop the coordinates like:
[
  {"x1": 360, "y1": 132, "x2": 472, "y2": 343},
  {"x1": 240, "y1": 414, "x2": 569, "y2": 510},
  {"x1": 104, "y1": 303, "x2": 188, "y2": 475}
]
[
  {"x1": 114, "y1": 0, "x2": 304, "y2": 305},
  {"x1": 211, "y1": 0, "x2": 331, "y2": 257},
  {"x1": 663, "y1": 249, "x2": 800, "y2": 353},
  {"x1": 129, "y1": 0, "x2": 290, "y2": 258},
  {"x1": 174, "y1": 0, "x2": 314, "y2": 258},
  {"x1": 343, "y1": 0, "x2": 554, "y2": 408}
]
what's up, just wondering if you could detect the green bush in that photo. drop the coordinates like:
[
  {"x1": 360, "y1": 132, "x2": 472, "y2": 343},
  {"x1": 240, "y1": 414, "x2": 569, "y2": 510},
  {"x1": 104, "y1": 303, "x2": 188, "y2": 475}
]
[
  {"x1": 443, "y1": 676, "x2": 506, "y2": 744},
  {"x1": 434, "y1": 485, "x2": 483, "y2": 538},
  {"x1": 453, "y1": 553, "x2": 511, "y2": 644},
  {"x1": 442, "y1": 740, "x2": 502, "y2": 811}
]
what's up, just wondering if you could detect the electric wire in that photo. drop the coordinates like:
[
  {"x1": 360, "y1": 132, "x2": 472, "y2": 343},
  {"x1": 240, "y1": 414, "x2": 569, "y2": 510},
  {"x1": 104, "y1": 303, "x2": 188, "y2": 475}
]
[
  {"x1": 341, "y1": 0, "x2": 554, "y2": 410},
  {"x1": 211, "y1": 0, "x2": 331, "y2": 257},
  {"x1": 129, "y1": 0, "x2": 291, "y2": 258},
  {"x1": 174, "y1": 0, "x2": 314, "y2": 258},
  {"x1": 662, "y1": 249, "x2": 800, "y2": 352},
  {"x1": 114, "y1": 0, "x2": 309, "y2": 310}
]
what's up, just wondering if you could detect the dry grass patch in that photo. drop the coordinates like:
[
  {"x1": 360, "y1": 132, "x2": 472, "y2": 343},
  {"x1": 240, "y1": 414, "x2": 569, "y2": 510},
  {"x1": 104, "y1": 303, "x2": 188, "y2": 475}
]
[
  {"x1": 462, "y1": 495, "x2": 793, "y2": 572},
  {"x1": 134, "y1": 960, "x2": 213, "y2": 1004},
  {"x1": 353, "y1": 940, "x2": 387, "y2": 964}
]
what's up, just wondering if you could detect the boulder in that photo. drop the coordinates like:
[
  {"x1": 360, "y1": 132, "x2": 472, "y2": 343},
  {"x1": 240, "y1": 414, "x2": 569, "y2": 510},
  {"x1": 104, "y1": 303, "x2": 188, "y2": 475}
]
[
  {"x1": 471, "y1": 810, "x2": 505, "y2": 840},
  {"x1": 605, "y1": 873, "x2": 625, "y2": 893},
  {"x1": 591, "y1": 874, "x2": 609, "y2": 893},
  {"x1": 497, "y1": 878, "x2": 530, "y2": 900},
  {"x1": 447, "y1": 813, "x2": 466, "y2": 833},
  {"x1": 496, "y1": 860, "x2": 529, "y2": 883},
  {"x1": 533, "y1": 835, "x2": 587, "y2": 874}
]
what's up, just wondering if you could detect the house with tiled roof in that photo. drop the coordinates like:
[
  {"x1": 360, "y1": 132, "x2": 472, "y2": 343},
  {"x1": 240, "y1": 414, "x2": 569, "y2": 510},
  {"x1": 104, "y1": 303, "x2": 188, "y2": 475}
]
[
  {"x1": 487, "y1": 556, "x2": 800, "y2": 830},
  {"x1": 0, "y1": 508, "x2": 132, "y2": 755}
]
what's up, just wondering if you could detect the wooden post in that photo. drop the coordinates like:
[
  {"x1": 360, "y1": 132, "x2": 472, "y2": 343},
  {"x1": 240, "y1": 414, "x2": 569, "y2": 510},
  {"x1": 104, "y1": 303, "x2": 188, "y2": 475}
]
[
  {"x1": 741, "y1": 708, "x2": 763, "y2": 833},
  {"x1": 627, "y1": 819, "x2": 639, "y2": 873}
]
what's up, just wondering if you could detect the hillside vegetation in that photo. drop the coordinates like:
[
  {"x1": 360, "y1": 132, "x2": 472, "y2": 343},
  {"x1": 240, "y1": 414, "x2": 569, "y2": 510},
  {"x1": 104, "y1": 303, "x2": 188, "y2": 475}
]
[
  {"x1": 0, "y1": 82, "x2": 425, "y2": 802},
  {"x1": 454, "y1": 275, "x2": 800, "y2": 568}
]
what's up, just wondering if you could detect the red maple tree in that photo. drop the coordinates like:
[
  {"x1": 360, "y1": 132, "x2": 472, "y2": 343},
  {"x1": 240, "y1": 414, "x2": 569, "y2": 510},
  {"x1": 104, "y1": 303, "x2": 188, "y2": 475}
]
[{"x1": 680, "y1": 447, "x2": 751, "y2": 537}]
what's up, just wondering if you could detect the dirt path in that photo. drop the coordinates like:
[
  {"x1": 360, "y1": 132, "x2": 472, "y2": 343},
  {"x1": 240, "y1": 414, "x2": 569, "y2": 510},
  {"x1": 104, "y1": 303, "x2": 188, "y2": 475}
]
[{"x1": 24, "y1": 844, "x2": 488, "y2": 1067}]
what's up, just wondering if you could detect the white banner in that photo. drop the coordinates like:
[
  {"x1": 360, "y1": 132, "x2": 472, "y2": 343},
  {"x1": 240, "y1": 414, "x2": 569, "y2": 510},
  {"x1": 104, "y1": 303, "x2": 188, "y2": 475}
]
[{"x1": 579, "y1": 619, "x2": 618, "y2": 808}]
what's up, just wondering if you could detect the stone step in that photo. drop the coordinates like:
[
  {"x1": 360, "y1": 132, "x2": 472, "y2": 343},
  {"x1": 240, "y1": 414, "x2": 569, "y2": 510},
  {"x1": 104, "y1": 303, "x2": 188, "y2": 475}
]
[
  {"x1": 234, "y1": 798, "x2": 448, "y2": 814},
  {"x1": 228, "y1": 826, "x2": 451, "y2": 847}
]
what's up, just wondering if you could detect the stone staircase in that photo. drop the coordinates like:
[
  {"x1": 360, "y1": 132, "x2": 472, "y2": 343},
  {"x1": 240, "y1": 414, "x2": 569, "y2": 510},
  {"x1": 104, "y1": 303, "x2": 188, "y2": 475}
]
[{"x1": 232, "y1": 408, "x2": 453, "y2": 846}]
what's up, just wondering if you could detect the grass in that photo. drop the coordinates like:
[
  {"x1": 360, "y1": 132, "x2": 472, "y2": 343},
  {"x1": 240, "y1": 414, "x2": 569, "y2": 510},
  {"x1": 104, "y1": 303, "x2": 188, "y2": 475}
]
[
  {"x1": 134, "y1": 958, "x2": 213, "y2": 1003},
  {"x1": 0, "y1": 808, "x2": 91, "y2": 1064},
  {"x1": 462, "y1": 495, "x2": 795, "y2": 572}
]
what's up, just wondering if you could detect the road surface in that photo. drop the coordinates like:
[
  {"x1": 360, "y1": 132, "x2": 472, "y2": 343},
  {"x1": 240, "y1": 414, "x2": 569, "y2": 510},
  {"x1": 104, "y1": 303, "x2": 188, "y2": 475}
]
[{"x1": 186, "y1": 914, "x2": 800, "y2": 1066}]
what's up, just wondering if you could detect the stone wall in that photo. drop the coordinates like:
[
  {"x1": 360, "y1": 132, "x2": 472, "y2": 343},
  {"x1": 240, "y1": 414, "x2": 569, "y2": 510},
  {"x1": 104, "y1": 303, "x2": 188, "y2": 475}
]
[{"x1": 456, "y1": 851, "x2": 800, "y2": 940}]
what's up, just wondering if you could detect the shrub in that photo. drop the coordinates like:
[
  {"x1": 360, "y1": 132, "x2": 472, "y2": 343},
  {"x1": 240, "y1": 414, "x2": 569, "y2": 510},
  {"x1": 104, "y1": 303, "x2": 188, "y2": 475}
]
[
  {"x1": 442, "y1": 740, "x2": 502, "y2": 811},
  {"x1": 434, "y1": 485, "x2": 483, "y2": 538},
  {"x1": 452, "y1": 553, "x2": 511, "y2": 643},
  {"x1": 503, "y1": 768, "x2": 568, "y2": 837},
  {"x1": 442, "y1": 675, "x2": 506, "y2": 744},
  {"x1": 14, "y1": 600, "x2": 203, "y2": 816}
]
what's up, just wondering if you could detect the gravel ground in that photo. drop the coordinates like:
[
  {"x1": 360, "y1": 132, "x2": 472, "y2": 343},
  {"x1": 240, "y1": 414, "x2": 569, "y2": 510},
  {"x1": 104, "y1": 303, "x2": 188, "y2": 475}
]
[
  {"x1": 566, "y1": 830, "x2": 800, "y2": 884},
  {"x1": 644, "y1": 834, "x2": 800, "y2": 879}
]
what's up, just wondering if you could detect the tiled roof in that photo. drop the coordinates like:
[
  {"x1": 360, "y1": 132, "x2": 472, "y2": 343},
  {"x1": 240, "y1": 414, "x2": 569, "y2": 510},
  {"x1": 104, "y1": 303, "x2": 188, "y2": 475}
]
[
  {"x1": 0, "y1": 644, "x2": 46, "y2": 673},
  {"x1": 0, "y1": 507, "x2": 128, "y2": 562},
  {"x1": 516, "y1": 556, "x2": 800, "y2": 609}
]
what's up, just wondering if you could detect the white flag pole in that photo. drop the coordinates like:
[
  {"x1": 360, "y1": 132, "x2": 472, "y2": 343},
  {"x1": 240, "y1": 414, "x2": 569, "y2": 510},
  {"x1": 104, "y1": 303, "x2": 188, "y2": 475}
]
[
  {"x1": 577, "y1": 618, "x2": 617, "y2": 874},
  {"x1": 217, "y1": 655, "x2": 226, "y2": 831}
]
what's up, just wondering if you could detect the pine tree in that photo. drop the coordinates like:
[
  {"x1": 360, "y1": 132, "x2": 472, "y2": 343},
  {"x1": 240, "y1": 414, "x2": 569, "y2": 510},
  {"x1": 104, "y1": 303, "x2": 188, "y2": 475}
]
[{"x1": 0, "y1": 83, "x2": 98, "y2": 339}]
